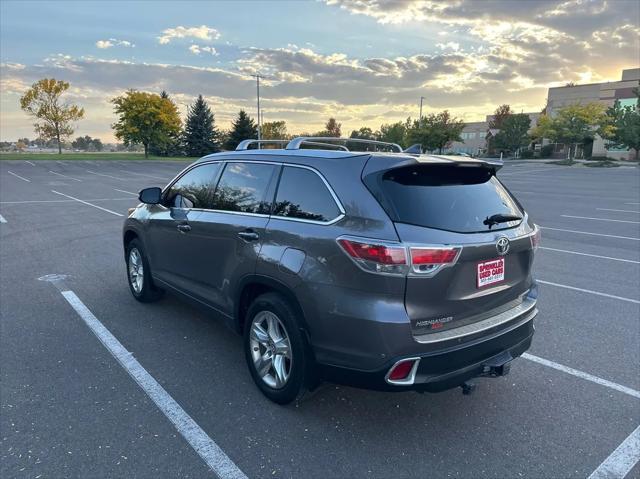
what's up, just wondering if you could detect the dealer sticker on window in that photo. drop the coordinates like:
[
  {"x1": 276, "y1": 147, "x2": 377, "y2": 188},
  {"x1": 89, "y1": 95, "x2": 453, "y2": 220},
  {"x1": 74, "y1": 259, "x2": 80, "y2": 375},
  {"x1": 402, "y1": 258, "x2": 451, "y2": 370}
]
[{"x1": 477, "y1": 258, "x2": 505, "y2": 288}]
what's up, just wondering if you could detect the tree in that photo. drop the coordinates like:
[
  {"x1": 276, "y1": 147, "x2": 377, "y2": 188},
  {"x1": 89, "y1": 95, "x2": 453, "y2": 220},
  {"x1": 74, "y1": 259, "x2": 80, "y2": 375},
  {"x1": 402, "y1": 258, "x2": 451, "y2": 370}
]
[
  {"x1": 224, "y1": 110, "x2": 258, "y2": 150},
  {"x1": 261, "y1": 120, "x2": 289, "y2": 140},
  {"x1": 183, "y1": 95, "x2": 221, "y2": 157},
  {"x1": 316, "y1": 118, "x2": 341, "y2": 137},
  {"x1": 493, "y1": 113, "x2": 531, "y2": 154},
  {"x1": 349, "y1": 127, "x2": 376, "y2": 140},
  {"x1": 603, "y1": 93, "x2": 640, "y2": 161},
  {"x1": 378, "y1": 119, "x2": 410, "y2": 148},
  {"x1": 72, "y1": 135, "x2": 103, "y2": 151},
  {"x1": 19, "y1": 78, "x2": 85, "y2": 154},
  {"x1": 408, "y1": 110, "x2": 465, "y2": 153},
  {"x1": 111, "y1": 90, "x2": 182, "y2": 158},
  {"x1": 486, "y1": 104, "x2": 512, "y2": 154},
  {"x1": 149, "y1": 90, "x2": 182, "y2": 156},
  {"x1": 532, "y1": 102, "x2": 611, "y2": 160}
]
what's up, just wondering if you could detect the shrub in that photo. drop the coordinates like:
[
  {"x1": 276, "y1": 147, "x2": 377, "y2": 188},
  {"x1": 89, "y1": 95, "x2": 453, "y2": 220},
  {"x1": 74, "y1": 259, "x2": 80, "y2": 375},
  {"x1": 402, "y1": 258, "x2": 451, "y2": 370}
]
[
  {"x1": 519, "y1": 149, "x2": 535, "y2": 159},
  {"x1": 540, "y1": 144, "x2": 554, "y2": 157},
  {"x1": 588, "y1": 155, "x2": 614, "y2": 162}
]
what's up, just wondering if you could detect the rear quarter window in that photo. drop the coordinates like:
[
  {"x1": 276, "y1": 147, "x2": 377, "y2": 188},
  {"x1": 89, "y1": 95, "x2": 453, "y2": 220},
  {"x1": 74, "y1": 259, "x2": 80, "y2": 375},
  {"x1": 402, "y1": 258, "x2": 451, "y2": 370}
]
[
  {"x1": 373, "y1": 164, "x2": 523, "y2": 233},
  {"x1": 273, "y1": 166, "x2": 341, "y2": 223}
]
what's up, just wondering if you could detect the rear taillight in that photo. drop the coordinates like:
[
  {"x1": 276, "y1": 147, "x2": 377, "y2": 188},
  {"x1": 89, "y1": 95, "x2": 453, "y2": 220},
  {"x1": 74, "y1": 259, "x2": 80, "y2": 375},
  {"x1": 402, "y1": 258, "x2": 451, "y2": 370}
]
[
  {"x1": 530, "y1": 225, "x2": 541, "y2": 250},
  {"x1": 386, "y1": 358, "x2": 420, "y2": 385},
  {"x1": 338, "y1": 238, "x2": 408, "y2": 275},
  {"x1": 410, "y1": 247, "x2": 460, "y2": 274},
  {"x1": 337, "y1": 236, "x2": 461, "y2": 276}
]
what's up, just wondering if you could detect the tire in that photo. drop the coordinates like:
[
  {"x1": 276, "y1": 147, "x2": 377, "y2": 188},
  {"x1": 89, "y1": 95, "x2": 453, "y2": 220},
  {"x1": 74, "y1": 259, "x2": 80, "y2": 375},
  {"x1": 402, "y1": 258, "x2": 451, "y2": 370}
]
[
  {"x1": 244, "y1": 293, "x2": 309, "y2": 404},
  {"x1": 125, "y1": 239, "x2": 164, "y2": 303}
]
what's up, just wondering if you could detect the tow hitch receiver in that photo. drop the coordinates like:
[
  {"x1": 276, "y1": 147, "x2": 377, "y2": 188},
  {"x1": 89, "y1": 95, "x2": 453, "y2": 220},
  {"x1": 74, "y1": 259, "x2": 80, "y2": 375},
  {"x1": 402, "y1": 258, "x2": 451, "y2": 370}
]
[{"x1": 481, "y1": 351, "x2": 513, "y2": 377}]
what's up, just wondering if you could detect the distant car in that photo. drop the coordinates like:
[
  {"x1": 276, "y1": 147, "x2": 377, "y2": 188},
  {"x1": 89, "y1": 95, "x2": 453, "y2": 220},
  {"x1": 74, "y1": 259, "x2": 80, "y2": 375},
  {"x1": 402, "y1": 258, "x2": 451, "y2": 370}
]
[{"x1": 123, "y1": 137, "x2": 540, "y2": 404}]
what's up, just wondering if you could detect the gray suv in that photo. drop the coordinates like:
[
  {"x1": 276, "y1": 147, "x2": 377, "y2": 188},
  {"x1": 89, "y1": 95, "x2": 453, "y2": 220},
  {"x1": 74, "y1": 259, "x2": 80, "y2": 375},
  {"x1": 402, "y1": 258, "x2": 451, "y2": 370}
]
[{"x1": 123, "y1": 137, "x2": 539, "y2": 404}]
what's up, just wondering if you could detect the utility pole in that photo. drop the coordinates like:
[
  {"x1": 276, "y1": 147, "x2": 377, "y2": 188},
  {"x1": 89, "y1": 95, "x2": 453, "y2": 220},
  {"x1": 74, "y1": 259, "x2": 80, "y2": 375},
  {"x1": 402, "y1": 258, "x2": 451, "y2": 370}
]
[
  {"x1": 251, "y1": 73, "x2": 264, "y2": 145},
  {"x1": 419, "y1": 96, "x2": 425, "y2": 124}
]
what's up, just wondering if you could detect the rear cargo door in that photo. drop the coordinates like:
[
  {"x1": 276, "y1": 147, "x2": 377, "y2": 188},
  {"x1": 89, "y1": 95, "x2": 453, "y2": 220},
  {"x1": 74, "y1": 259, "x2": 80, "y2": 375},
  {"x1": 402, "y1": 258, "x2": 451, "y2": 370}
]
[{"x1": 367, "y1": 163, "x2": 535, "y2": 335}]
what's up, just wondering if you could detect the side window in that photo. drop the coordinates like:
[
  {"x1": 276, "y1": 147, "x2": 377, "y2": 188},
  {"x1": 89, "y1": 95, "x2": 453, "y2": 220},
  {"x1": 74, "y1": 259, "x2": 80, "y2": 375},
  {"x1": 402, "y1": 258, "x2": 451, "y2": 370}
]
[
  {"x1": 165, "y1": 163, "x2": 221, "y2": 209},
  {"x1": 211, "y1": 162, "x2": 277, "y2": 214},
  {"x1": 273, "y1": 167, "x2": 341, "y2": 222}
]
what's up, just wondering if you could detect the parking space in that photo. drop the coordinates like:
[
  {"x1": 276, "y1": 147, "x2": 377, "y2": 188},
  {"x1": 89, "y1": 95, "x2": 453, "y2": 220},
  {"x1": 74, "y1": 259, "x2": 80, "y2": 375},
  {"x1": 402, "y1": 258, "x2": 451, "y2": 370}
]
[{"x1": 1, "y1": 159, "x2": 639, "y2": 478}]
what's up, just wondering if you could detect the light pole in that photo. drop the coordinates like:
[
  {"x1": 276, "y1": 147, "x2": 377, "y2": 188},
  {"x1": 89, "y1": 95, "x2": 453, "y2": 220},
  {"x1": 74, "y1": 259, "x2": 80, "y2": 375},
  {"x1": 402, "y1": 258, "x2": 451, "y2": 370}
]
[
  {"x1": 251, "y1": 73, "x2": 265, "y2": 145},
  {"x1": 419, "y1": 96, "x2": 425, "y2": 124}
]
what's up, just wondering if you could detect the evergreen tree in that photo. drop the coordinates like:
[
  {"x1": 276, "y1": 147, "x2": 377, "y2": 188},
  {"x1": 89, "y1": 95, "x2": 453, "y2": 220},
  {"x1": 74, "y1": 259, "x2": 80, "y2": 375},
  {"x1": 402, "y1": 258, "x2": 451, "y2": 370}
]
[
  {"x1": 225, "y1": 110, "x2": 258, "y2": 150},
  {"x1": 183, "y1": 95, "x2": 220, "y2": 157}
]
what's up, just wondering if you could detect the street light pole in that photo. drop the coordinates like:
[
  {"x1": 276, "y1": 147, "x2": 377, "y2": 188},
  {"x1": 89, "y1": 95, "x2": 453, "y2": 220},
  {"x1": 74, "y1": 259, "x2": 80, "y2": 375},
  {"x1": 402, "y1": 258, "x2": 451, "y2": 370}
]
[
  {"x1": 419, "y1": 96, "x2": 425, "y2": 124},
  {"x1": 251, "y1": 73, "x2": 264, "y2": 145}
]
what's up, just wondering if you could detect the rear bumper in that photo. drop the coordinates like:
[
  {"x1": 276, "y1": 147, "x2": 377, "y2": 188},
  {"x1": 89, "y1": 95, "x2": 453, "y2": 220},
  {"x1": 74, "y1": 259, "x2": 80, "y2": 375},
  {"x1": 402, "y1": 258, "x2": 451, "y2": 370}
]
[{"x1": 317, "y1": 303, "x2": 536, "y2": 393}]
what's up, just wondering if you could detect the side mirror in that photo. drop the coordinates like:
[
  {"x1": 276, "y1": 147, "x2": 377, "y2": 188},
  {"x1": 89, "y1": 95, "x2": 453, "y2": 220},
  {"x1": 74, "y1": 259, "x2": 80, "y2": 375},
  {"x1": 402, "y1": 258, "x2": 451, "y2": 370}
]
[{"x1": 138, "y1": 187, "x2": 162, "y2": 204}]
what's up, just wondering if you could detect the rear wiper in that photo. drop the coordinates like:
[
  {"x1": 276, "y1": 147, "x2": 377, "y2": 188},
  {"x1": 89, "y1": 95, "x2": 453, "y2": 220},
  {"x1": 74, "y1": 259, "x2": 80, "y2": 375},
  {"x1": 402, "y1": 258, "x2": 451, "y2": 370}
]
[{"x1": 483, "y1": 213, "x2": 523, "y2": 229}]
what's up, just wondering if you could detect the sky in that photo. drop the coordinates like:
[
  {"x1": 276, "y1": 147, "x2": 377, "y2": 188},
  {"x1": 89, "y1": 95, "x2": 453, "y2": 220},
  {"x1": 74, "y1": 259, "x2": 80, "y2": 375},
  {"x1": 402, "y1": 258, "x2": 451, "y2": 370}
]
[{"x1": 1, "y1": 0, "x2": 639, "y2": 142}]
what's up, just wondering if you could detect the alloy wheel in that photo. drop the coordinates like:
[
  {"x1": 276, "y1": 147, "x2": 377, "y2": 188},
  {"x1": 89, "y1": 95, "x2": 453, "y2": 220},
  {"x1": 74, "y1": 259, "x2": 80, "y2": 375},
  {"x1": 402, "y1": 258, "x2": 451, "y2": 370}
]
[{"x1": 249, "y1": 311, "x2": 292, "y2": 389}]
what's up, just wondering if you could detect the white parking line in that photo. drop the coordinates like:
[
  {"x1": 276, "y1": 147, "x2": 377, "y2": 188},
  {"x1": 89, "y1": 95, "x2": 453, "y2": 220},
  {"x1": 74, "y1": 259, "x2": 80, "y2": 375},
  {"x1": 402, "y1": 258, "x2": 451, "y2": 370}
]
[
  {"x1": 587, "y1": 425, "x2": 640, "y2": 479},
  {"x1": 50, "y1": 190, "x2": 124, "y2": 216},
  {"x1": 597, "y1": 208, "x2": 640, "y2": 214},
  {"x1": 540, "y1": 226, "x2": 640, "y2": 241},
  {"x1": 7, "y1": 171, "x2": 31, "y2": 182},
  {"x1": 49, "y1": 170, "x2": 82, "y2": 182},
  {"x1": 0, "y1": 198, "x2": 133, "y2": 204},
  {"x1": 114, "y1": 188, "x2": 139, "y2": 196},
  {"x1": 522, "y1": 353, "x2": 640, "y2": 399},
  {"x1": 25, "y1": 160, "x2": 35, "y2": 166},
  {"x1": 86, "y1": 169, "x2": 126, "y2": 181},
  {"x1": 0, "y1": 214, "x2": 6, "y2": 223},
  {"x1": 626, "y1": 202, "x2": 640, "y2": 206},
  {"x1": 57, "y1": 288, "x2": 248, "y2": 479},
  {"x1": 537, "y1": 279, "x2": 640, "y2": 304},
  {"x1": 561, "y1": 215, "x2": 640, "y2": 224},
  {"x1": 539, "y1": 247, "x2": 640, "y2": 264},
  {"x1": 118, "y1": 169, "x2": 169, "y2": 180}
]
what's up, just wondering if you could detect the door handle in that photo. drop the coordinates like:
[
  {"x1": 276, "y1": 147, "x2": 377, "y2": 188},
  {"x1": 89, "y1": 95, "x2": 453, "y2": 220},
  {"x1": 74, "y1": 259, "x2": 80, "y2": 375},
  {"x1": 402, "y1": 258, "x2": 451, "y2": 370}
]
[
  {"x1": 176, "y1": 224, "x2": 191, "y2": 233},
  {"x1": 237, "y1": 230, "x2": 260, "y2": 242}
]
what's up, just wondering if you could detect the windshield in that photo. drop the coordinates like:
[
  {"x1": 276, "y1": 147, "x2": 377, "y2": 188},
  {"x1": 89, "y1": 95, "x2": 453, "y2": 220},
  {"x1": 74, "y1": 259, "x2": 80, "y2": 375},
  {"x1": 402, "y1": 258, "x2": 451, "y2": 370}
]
[{"x1": 374, "y1": 164, "x2": 523, "y2": 233}]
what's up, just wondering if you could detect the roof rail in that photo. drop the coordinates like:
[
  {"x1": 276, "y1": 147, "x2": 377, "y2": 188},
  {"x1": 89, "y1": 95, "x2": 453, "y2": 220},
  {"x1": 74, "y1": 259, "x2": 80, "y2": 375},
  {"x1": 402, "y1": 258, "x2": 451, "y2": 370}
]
[
  {"x1": 235, "y1": 139, "x2": 288, "y2": 151},
  {"x1": 286, "y1": 137, "x2": 402, "y2": 153}
]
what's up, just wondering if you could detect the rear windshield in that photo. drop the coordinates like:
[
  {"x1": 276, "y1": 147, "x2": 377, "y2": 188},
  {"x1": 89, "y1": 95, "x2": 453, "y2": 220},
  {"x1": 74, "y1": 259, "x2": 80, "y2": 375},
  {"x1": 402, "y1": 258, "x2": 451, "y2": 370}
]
[{"x1": 373, "y1": 164, "x2": 523, "y2": 233}]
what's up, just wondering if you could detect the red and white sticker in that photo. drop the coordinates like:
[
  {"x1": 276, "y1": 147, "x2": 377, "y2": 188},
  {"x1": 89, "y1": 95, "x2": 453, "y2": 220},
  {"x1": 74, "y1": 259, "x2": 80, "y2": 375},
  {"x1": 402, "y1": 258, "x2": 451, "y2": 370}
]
[{"x1": 477, "y1": 258, "x2": 505, "y2": 288}]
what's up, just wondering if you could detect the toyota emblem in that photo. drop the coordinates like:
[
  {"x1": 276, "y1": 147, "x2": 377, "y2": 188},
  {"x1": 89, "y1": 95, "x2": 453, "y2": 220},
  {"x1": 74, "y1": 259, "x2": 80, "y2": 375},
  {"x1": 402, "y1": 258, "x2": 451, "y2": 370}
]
[{"x1": 496, "y1": 236, "x2": 510, "y2": 256}]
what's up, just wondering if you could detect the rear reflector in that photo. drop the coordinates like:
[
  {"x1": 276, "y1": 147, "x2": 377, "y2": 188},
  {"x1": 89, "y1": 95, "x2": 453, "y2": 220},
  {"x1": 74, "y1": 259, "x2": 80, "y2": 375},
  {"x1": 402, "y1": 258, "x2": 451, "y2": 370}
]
[
  {"x1": 338, "y1": 239, "x2": 407, "y2": 265},
  {"x1": 387, "y1": 359, "x2": 418, "y2": 383},
  {"x1": 410, "y1": 247, "x2": 459, "y2": 265},
  {"x1": 530, "y1": 225, "x2": 541, "y2": 250}
]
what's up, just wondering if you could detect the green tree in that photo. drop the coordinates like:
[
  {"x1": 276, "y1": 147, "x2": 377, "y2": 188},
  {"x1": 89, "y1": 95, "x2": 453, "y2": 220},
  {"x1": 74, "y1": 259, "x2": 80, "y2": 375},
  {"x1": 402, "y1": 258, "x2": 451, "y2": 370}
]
[
  {"x1": 532, "y1": 102, "x2": 611, "y2": 160},
  {"x1": 493, "y1": 113, "x2": 531, "y2": 154},
  {"x1": 19, "y1": 78, "x2": 85, "y2": 154},
  {"x1": 111, "y1": 90, "x2": 182, "y2": 158},
  {"x1": 408, "y1": 110, "x2": 465, "y2": 153},
  {"x1": 349, "y1": 127, "x2": 376, "y2": 140},
  {"x1": 378, "y1": 119, "x2": 410, "y2": 148},
  {"x1": 603, "y1": 92, "x2": 640, "y2": 161},
  {"x1": 183, "y1": 95, "x2": 220, "y2": 157},
  {"x1": 224, "y1": 110, "x2": 258, "y2": 150},
  {"x1": 316, "y1": 118, "x2": 341, "y2": 137},
  {"x1": 261, "y1": 120, "x2": 289, "y2": 140},
  {"x1": 486, "y1": 104, "x2": 512, "y2": 154},
  {"x1": 72, "y1": 135, "x2": 103, "y2": 151},
  {"x1": 149, "y1": 91, "x2": 183, "y2": 156}
]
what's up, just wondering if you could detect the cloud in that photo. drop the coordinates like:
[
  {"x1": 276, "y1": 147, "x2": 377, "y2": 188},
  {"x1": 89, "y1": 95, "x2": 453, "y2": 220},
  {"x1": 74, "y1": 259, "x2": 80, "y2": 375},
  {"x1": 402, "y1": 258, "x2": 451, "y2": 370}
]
[
  {"x1": 158, "y1": 25, "x2": 220, "y2": 44},
  {"x1": 189, "y1": 44, "x2": 218, "y2": 56},
  {"x1": 96, "y1": 38, "x2": 134, "y2": 49}
]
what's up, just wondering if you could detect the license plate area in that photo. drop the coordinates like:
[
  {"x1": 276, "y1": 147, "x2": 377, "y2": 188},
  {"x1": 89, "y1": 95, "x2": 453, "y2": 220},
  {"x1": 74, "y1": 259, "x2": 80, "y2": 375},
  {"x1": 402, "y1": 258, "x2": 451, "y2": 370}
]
[{"x1": 477, "y1": 257, "x2": 505, "y2": 288}]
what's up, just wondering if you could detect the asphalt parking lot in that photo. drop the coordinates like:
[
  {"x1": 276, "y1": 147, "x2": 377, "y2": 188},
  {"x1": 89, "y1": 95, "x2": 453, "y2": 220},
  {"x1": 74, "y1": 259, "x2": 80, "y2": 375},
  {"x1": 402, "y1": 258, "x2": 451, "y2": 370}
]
[{"x1": 1, "y1": 158, "x2": 639, "y2": 479}]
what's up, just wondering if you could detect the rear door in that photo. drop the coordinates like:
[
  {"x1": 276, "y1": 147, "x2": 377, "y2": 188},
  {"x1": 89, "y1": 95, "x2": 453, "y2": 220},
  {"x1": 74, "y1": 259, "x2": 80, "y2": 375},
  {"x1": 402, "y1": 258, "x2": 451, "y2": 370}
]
[
  {"x1": 185, "y1": 160, "x2": 279, "y2": 315},
  {"x1": 366, "y1": 163, "x2": 536, "y2": 335}
]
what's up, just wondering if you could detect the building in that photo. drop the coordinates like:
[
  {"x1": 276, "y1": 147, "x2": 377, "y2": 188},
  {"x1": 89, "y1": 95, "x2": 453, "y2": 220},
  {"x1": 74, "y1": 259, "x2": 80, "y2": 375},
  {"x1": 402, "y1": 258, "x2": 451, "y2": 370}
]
[{"x1": 546, "y1": 67, "x2": 639, "y2": 160}]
